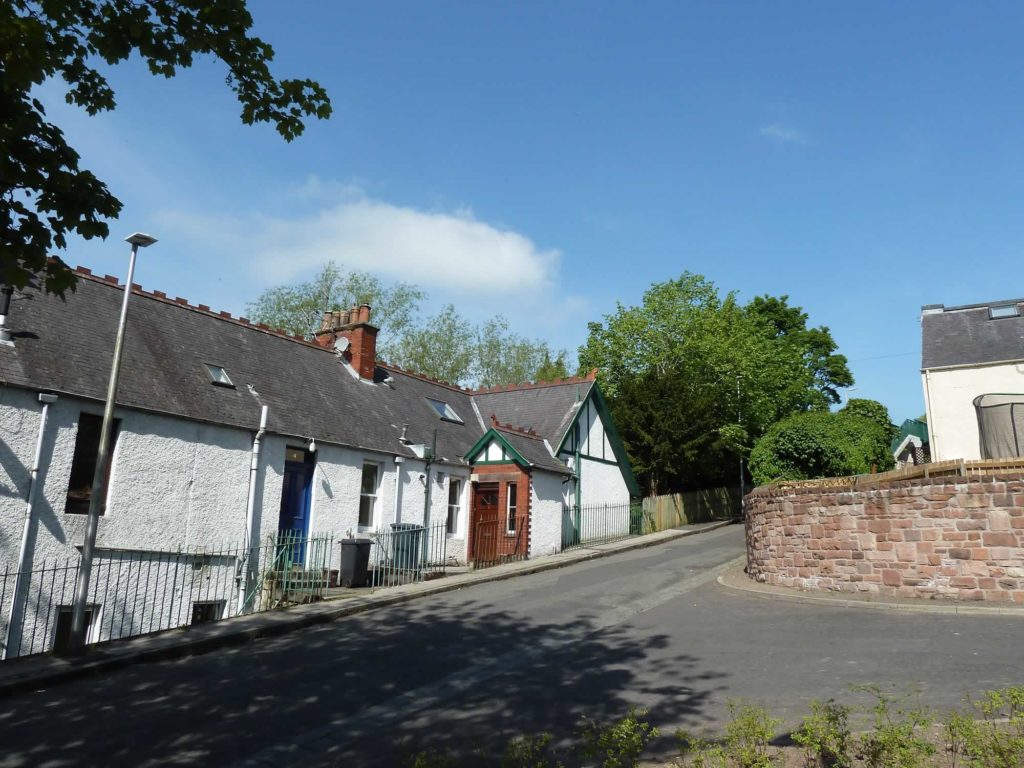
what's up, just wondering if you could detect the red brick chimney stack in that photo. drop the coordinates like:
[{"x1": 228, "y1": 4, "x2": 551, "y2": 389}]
[{"x1": 314, "y1": 303, "x2": 378, "y2": 380}]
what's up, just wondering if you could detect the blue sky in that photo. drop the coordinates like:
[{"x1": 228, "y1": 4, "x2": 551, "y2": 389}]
[{"x1": 42, "y1": 1, "x2": 1024, "y2": 420}]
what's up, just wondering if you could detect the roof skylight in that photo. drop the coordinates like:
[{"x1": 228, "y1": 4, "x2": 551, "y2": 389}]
[
  {"x1": 990, "y1": 304, "x2": 1019, "y2": 319},
  {"x1": 426, "y1": 398, "x2": 463, "y2": 423},
  {"x1": 205, "y1": 364, "x2": 234, "y2": 387}
]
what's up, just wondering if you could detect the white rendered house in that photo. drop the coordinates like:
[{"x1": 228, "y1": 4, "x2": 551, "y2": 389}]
[
  {"x1": 921, "y1": 298, "x2": 1024, "y2": 461},
  {"x1": 0, "y1": 266, "x2": 637, "y2": 655}
]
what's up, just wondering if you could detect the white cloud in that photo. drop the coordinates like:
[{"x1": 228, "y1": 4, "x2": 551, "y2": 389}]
[
  {"x1": 156, "y1": 185, "x2": 560, "y2": 295},
  {"x1": 758, "y1": 124, "x2": 810, "y2": 145}
]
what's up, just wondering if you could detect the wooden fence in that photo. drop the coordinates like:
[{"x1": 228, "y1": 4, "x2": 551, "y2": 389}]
[
  {"x1": 641, "y1": 486, "x2": 741, "y2": 532},
  {"x1": 770, "y1": 457, "x2": 1024, "y2": 491}
]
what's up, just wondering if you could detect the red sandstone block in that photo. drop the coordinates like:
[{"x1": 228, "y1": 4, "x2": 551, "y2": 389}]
[
  {"x1": 999, "y1": 578, "x2": 1019, "y2": 590},
  {"x1": 868, "y1": 520, "x2": 890, "y2": 533},
  {"x1": 893, "y1": 519, "x2": 912, "y2": 529},
  {"x1": 956, "y1": 520, "x2": 986, "y2": 531},
  {"x1": 882, "y1": 569, "x2": 902, "y2": 586},
  {"x1": 979, "y1": 578, "x2": 998, "y2": 590},
  {"x1": 896, "y1": 543, "x2": 917, "y2": 562},
  {"x1": 878, "y1": 542, "x2": 894, "y2": 551},
  {"x1": 983, "y1": 532, "x2": 1017, "y2": 547},
  {"x1": 928, "y1": 554, "x2": 941, "y2": 566},
  {"x1": 923, "y1": 529, "x2": 939, "y2": 541},
  {"x1": 904, "y1": 530, "x2": 922, "y2": 542},
  {"x1": 984, "y1": 590, "x2": 1010, "y2": 602},
  {"x1": 948, "y1": 548, "x2": 971, "y2": 560},
  {"x1": 950, "y1": 576, "x2": 977, "y2": 588},
  {"x1": 967, "y1": 532, "x2": 981, "y2": 541},
  {"x1": 945, "y1": 532, "x2": 967, "y2": 541}
]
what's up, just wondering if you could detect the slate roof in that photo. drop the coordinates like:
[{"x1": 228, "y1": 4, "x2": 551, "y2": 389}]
[
  {"x1": 921, "y1": 299, "x2": 1024, "y2": 369},
  {"x1": 493, "y1": 427, "x2": 569, "y2": 474},
  {"x1": 473, "y1": 379, "x2": 594, "y2": 450},
  {"x1": 0, "y1": 272, "x2": 595, "y2": 473}
]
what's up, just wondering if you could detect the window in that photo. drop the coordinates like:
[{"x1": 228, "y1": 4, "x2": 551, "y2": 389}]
[
  {"x1": 447, "y1": 479, "x2": 462, "y2": 534},
  {"x1": 205, "y1": 364, "x2": 234, "y2": 387},
  {"x1": 358, "y1": 463, "x2": 379, "y2": 527},
  {"x1": 65, "y1": 413, "x2": 120, "y2": 515},
  {"x1": 425, "y1": 398, "x2": 463, "y2": 423},
  {"x1": 53, "y1": 605, "x2": 98, "y2": 653},
  {"x1": 191, "y1": 601, "x2": 225, "y2": 625},
  {"x1": 506, "y1": 483, "x2": 518, "y2": 535},
  {"x1": 990, "y1": 304, "x2": 1020, "y2": 319}
]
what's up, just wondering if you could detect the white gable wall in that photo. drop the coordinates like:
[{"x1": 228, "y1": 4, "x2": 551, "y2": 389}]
[
  {"x1": 556, "y1": 395, "x2": 631, "y2": 507},
  {"x1": 923, "y1": 362, "x2": 1024, "y2": 461},
  {"x1": 529, "y1": 470, "x2": 565, "y2": 557}
]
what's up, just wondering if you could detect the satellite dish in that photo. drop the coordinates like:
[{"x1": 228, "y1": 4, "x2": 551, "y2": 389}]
[{"x1": 334, "y1": 336, "x2": 350, "y2": 353}]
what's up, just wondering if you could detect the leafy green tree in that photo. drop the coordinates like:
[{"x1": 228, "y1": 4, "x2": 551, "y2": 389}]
[
  {"x1": 579, "y1": 273, "x2": 832, "y2": 493},
  {"x1": 748, "y1": 410, "x2": 895, "y2": 485},
  {"x1": 842, "y1": 398, "x2": 898, "y2": 444},
  {"x1": 535, "y1": 351, "x2": 572, "y2": 382},
  {"x1": 246, "y1": 261, "x2": 426, "y2": 350},
  {"x1": 2, "y1": 0, "x2": 331, "y2": 294},
  {"x1": 473, "y1": 315, "x2": 569, "y2": 388},
  {"x1": 745, "y1": 295, "x2": 854, "y2": 408},
  {"x1": 387, "y1": 304, "x2": 475, "y2": 385}
]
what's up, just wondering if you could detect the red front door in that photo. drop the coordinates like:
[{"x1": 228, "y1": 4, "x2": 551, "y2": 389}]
[{"x1": 469, "y1": 483, "x2": 500, "y2": 564}]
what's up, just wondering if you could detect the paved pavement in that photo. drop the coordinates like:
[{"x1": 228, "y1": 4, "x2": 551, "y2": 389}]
[{"x1": 1, "y1": 524, "x2": 1023, "y2": 767}]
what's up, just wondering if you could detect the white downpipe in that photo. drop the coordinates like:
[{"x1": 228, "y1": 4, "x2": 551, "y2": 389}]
[
  {"x1": 3, "y1": 393, "x2": 57, "y2": 660},
  {"x1": 237, "y1": 405, "x2": 268, "y2": 615},
  {"x1": 923, "y1": 369, "x2": 938, "y2": 460},
  {"x1": 392, "y1": 456, "x2": 404, "y2": 526}
]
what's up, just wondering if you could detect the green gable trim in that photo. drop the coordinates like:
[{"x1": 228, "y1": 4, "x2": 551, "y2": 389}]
[
  {"x1": 464, "y1": 429, "x2": 529, "y2": 468},
  {"x1": 555, "y1": 383, "x2": 641, "y2": 499}
]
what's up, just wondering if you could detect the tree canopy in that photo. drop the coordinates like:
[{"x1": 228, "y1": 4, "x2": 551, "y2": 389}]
[
  {"x1": 748, "y1": 405, "x2": 896, "y2": 486},
  {"x1": 578, "y1": 273, "x2": 856, "y2": 494},
  {"x1": 246, "y1": 264, "x2": 573, "y2": 387},
  {"x1": 2, "y1": 0, "x2": 331, "y2": 294},
  {"x1": 246, "y1": 262, "x2": 426, "y2": 350}
]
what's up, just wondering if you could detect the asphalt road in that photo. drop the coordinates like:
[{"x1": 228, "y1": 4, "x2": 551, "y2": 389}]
[{"x1": 1, "y1": 524, "x2": 1022, "y2": 767}]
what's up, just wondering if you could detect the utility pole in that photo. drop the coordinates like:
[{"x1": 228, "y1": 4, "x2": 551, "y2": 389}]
[
  {"x1": 737, "y1": 375, "x2": 745, "y2": 517},
  {"x1": 67, "y1": 233, "x2": 156, "y2": 652}
]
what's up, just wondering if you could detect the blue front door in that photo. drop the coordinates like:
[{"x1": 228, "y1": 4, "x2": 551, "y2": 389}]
[{"x1": 278, "y1": 449, "x2": 315, "y2": 564}]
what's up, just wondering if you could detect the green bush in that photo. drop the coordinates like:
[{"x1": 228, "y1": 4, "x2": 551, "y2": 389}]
[{"x1": 749, "y1": 410, "x2": 895, "y2": 486}]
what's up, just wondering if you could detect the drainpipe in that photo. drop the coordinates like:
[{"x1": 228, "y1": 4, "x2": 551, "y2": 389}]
[
  {"x1": 392, "y1": 456, "x2": 404, "y2": 525},
  {"x1": 0, "y1": 286, "x2": 14, "y2": 344},
  {"x1": 923, "y1": 368, "x2": 937, "y2": 460},
  {"x1": 420, "y1": 430, "x2": 437, "y2": 563},
  {"x1": 237, "y1": 405, "x2": 268, "y2": 614},
  {"x1": 4, "y1": 392, "x2": 57, "y2": 660}
]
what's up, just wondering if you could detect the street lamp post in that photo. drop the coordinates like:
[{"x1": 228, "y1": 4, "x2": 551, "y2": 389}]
[
  {"x1": 737, "y1": 375, "x2": 745, "y2": 516},
  {"x1": 67, "y1": 232, "x2": 156, "y2": 652}
]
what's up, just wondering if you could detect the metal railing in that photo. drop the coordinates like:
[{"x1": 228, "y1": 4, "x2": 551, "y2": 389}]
[
  {"x1": 0, "y1": 530, "x2": 334, "y2": 661},
  {"x1": 561, "y1": 502, "x2": 645, "y2": 551},
  {"x1": 367, "y1": 522, "x2": 448, "y2": 587}
]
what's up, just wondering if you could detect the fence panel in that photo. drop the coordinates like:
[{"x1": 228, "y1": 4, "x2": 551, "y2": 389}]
[
  {"x1": 561, "y1": 502, "x2": 644, "y2": 551},
  {"x1": 1, "y1": 531, "x2": 341, "y2": 662},
  {"x1": 641, "y1": 486, "x2": 741, "y2": 532},
  {"x1": 367, "y1": 522, "x2": 448, "y2": 587}
]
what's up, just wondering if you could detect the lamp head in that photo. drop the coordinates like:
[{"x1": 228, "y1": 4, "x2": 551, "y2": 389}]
[{"x1": 125, "y1": 232, "x2": 158, "y2": 248}]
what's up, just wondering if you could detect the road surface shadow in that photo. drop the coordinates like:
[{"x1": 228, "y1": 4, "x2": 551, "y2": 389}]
[{"x1": 0, "y1": 596, "x2": 728, "y2": 767}]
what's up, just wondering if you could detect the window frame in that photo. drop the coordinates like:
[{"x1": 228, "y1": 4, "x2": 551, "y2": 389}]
[
  {"x1": 989, "y1": 304, "x2": 1020, "y2": 320},
  {"x1": 506, "y1": 482, "x2": 518, "y2": 535},
  {"x1": 53, "y1": 604, "x2": 100, "y2": 652},
  {"x1": 64, "y1": 412, "x2": 121, "y2": 516},
  {"x1": 447, "y1": 478, "x2": 462, "y2": 535},
  {"x1": 425, "y1": 397, "x2": 464, "y2": 424},
  {"x1": 191, "y1": 600, "x2": 226, "y2": 625},
  {"x1": 358, "y1": 462, "x2": 380, "y2": 529},
  {"x1": 204, "y1": 363, "x2": 235, "y2": 388}
]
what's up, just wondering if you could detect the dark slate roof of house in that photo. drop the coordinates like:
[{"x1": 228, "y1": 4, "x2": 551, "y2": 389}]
[
  {"x1": 494, "y1": 427, "x2": 569, "y2": 474},
  {"x1": 0, "y1": 271, "x2": 596, "y2": 473},
  {"x1": 473, "y1": 379, "x2": 594, "y2": 450},
  {"x1": 0, "y1": 273, "x2": 481, "y2": 465},
  {"x1": 921, "y1": 298, "x2": 1024, "y2": 369}
]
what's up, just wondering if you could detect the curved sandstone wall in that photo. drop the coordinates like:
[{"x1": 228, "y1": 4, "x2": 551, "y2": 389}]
[{"x1": 745, "y1": 473, "x2": 1024, "y2": 602}]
